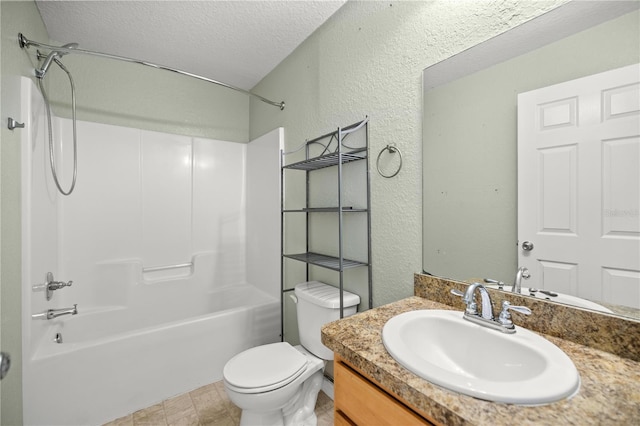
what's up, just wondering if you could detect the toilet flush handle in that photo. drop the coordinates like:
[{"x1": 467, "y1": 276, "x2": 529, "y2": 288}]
[{"x1": 289, "y1": 294, "x2": 298, "y2": 304}]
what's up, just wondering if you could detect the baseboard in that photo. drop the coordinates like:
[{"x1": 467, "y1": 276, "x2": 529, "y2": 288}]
[{"x1": 321, "y1": 375, "x2": 334, "y2": 400}]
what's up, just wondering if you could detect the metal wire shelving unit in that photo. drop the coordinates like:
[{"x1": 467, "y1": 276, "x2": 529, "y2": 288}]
[{"x1": 280, "y1": 117, "x2": 372, "y2": 342}]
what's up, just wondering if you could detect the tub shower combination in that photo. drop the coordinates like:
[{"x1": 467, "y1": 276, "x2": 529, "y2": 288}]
[{"x1": 17, "y1": 38, "x2": 283, "y2": 424}]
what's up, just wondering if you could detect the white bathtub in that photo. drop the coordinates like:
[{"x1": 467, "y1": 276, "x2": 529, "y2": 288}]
[
  {"x1": 23, "y1": 283, "x2": 280, "y2": 426},
  {"x1": 19, "y1": 77, "x2": 283, "y2": 425}
]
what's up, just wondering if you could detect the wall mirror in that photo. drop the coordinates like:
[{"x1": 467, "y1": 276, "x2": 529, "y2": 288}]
[{"x1": 422, "y1": 1, "x2": 640, "y2": 319}]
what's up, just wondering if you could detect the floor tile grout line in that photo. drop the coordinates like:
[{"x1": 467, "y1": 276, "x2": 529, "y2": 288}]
[{"x1": 106, "y1": 380, "x2": 333, "y2": 426}]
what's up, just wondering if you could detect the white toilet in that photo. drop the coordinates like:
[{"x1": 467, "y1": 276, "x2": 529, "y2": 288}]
[{"x1": 223, "y1": 281, "x2": 360, "y2": 426}]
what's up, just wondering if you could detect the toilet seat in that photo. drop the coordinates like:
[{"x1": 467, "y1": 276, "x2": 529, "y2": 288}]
[{"x1": 223, "y1": 342, "x2": 308, "y2": 394}]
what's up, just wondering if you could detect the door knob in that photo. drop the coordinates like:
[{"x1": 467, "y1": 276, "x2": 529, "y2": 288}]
[
  {"x1": 522, "y1": 241, "x2": 534, "y2": 251},
  {"x1": 0, "y1": 352, "x2": 10, "y2": 380}
]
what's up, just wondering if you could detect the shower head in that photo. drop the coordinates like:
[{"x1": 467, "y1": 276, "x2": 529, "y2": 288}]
[{"x1": 36, "y1": 42, "x2": 79, "y2": 79}]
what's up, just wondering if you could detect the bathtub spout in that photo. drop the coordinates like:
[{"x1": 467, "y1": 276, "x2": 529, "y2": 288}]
[{"x1": 45, "y1": 304, "x2": 78, "y2": 320}]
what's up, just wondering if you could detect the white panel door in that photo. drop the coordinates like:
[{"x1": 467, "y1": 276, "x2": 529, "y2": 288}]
[{"x1": 518, "y1": 64, "x2": 640, "y2": 308}]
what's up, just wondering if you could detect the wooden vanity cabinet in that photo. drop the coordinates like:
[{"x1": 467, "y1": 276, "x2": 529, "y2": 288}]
[{"x1": 333, "y1": 355, "x2": 435, "y2": 425}]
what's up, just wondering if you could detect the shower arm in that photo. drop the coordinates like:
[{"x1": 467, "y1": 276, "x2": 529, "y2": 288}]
[{"x1": 18, "y1": 33, "x2": 285, "y2": 110}]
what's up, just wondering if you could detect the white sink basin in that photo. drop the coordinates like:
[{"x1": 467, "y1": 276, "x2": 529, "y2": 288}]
[{"x1": 382, "y1": 310, "x2": 580, "y2": 405}]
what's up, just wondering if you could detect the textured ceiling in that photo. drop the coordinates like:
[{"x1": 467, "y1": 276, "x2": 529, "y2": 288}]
[{"x1": 35, "y1": 0, "x2": 346, "y2": 90}]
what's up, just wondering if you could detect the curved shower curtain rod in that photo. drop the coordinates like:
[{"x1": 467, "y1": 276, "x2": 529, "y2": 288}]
[{"x1": 18, "y1": 33, "x2": 285, "y2": 110}]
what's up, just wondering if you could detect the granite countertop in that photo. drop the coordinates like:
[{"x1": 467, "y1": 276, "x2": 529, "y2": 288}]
[{"x1": 321, "y1": 296, "x2": 640, "y2": 425}]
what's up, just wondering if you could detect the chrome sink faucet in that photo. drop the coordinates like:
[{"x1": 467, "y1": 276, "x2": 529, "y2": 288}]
[
  {"x1": 462, "y1": 282, "x2": 494, "y2": 320},
  {"x1": 452, "y1": 283, "x2": 531, "y2": 334},
  {"x1": 512, "y1": 267, "x2": 531, "y2": 294}
]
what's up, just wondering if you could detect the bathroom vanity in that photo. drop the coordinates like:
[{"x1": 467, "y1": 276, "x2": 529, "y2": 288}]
[
  {"x1": 334, "y1": 354, "x2": 432, "y2": 425},
  {"x1": 322, "y1": 274, "x2": 640, "y2": 425}
]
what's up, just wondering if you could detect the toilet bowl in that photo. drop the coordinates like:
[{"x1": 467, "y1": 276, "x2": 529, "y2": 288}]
[
  {"x1": 224, "y1": 343, "x2": 324, "y2": 426},
  {"x1": 223, "y1": 281, "x2": 360, "y2": 426}
]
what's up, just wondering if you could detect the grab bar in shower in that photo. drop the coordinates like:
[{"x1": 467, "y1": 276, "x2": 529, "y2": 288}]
[{"x1": 142, "y1": 262, "x2": 193, "y2": 273}]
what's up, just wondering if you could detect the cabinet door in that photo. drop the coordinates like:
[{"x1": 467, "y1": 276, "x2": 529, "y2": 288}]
[
  {"x1": 334, "y1": 357, "x2": 432, "y2": 425},
  {"x1": 334, "y1": 410, "x2": 356, "y2": 426}
]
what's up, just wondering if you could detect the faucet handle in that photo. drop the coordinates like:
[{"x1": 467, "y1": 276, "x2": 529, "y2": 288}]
[
  {"x1": 498, "y1": 301, "x2": 532, "y2": 326},
  {"x1": 450, "y1": 288, "x2": 464, "y2": 297},
  {"x1": 450, "y1": 288, "x2": 478, "y2": 315},
  {"x1": 484, "y1": 278, "x2": 505, "y2": 290},
  {"x1": 506, "y1": 303, "x2": 532, "y2": 316},
  {"x1": 44, "y1": 272, "x2": 73, "y2": 301}
]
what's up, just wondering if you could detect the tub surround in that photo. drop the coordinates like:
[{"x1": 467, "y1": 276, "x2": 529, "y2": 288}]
[
  {"x1": 18, "y1": 77, "x2": 284, "y2": 426},
  {"x1": 321, "y1": 274, "x2": 640, "y2": 425}
]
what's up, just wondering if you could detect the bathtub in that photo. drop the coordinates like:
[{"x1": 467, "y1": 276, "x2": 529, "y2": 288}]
[
  {"x1": 19, "y1": 77, "x2": 283, "y2": 425},
  {"x1": 23, "y1": 282, "x2": 280, "y2": 426}
]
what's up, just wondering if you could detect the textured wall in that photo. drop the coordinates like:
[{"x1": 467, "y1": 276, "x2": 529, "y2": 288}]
[
  {"x1": 250, "y1": 0, "x2": 567, "y2": 307},
  {"x1": 0, "y1": 1, "x2": 248, "y2": 421},
  {"x1": 47, "y1": 51, "x2": 250, "y2": 142},
  {"x1": 1, "y1": 0, "x2": 569, "y2": 417}
]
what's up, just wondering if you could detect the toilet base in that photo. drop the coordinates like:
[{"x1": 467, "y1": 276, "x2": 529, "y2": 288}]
[
  {"x1": 240, "y1": 410, "x2": 286, "y2": 426},
  {"x1": 239, "y1": 370, "x2": 324, "y2": 426}
]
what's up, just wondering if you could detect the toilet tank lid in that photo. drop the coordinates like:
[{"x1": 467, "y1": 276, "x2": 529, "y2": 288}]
[{"x1": 294, "y1": 281, "x2": 360, "y2": 309}]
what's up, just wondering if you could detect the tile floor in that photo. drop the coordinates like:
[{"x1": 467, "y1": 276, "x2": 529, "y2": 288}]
[{"x1": 103, "y1": 380, "x2": 334, "y2": 426}]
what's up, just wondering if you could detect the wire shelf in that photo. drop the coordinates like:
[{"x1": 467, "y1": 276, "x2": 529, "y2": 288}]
[
  {"x1": 283, "y1": 148, "x2": 367, "y2": 171},
  {"x1": 283, "y1": 207, "x2": 368, "y2": 213},
  {"x1": 283, "y1": 252, "x2": 367, "y2": 271}
]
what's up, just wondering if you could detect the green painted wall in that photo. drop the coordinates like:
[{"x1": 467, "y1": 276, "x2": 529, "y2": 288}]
[
  {"x1": 1, "y1": 2, "x2": 49, "y2": 422},
  {"x1": 250, "y1": 0, "x2": 567, "y2": 320},
  {"x1": 423, "y1": 10, "x2": 640, "y2": 285},
  {"x1": 0, "y1": 0, "x2": 249, "y2": 422},
  {"x1": 47, "y1": 50, "x2": 251, "y2": 142},
  {"x1": 1, "y1": 0, "x2": 574, "y2": 420}
]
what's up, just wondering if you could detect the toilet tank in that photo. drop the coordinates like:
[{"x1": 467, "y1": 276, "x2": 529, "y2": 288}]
[{"x1": 294, "y1": 281, "x2": 360, "y2": 360}]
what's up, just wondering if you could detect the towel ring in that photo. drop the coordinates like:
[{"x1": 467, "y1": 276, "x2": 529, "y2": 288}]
[{"x1": 376, "y1": 144, "x2": 403, "y2": 178}]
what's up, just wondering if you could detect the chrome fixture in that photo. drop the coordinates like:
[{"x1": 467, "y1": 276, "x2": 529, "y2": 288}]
[
  {"x1": 32, "y1": 304, "x2": 78, "y2": 320},
  {"x1": 18, "y1": 33, "x2": 285, "y2": 110},
  {"x1": 54, "y1": 333, "x2": 63, "y2": 344},
  {"x1": 483, "y1": 277, "x2": 505, "y2": 290},
  {"x1": 376, "y1": 144, "x2": 403, "y2": 178},
  {"x1": 521, "y1": 241, "x2": 535, "y2": 251},
  {"x1": 529, "y1": 288, "x2": 559, "y2": 298},
  {"x1": 451, "y1": 283, "x2": 532, "y2": 334},
  {"x1": 0, "y1": 352, "x2": 10, "y2": 380},
  {"x1": 16, "y1": 32, "x2": 79, "y2": 195},
  {"x1": 35, "y1": 41, "x2": 78, "y2": 79},
  {"x1": 36, "y1": 48, "x2": 79, "y2": 196},
  {"x1": 46, "y1": 305, "x2": 78, "y2": 320},
  {"x1": 497, "y1": 301, "x2": 532, "y2": 328},
  {"x1": 7, "y1": 117, "x2": 25, "y2": 130},
  {"x1": 44, "y1": 272, "x2": 73, "y2": 301},
  {"x1": 463, "y1": 282, "x2": 494, "y2": 320},
  {"x1": 512, "y1": 266, "x2": 531, "y2": 294}
]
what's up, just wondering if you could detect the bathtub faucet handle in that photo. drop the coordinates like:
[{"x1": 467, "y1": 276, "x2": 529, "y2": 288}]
[{"x1": 44, "y1": 272, "x2": 73, "y2": 301}]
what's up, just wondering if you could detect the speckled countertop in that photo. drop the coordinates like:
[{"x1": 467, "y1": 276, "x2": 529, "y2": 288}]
[{"x1": 321, "y1": 276, "x2": 640, "y2": 425}]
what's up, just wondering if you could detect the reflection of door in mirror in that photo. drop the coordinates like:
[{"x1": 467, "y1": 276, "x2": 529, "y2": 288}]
[
  {"x1": 422, "y1": 2, "x2": 640, "y2": 318},
  {"x1": 518, "y1": 64, "x2": 640, "y2": 309}
]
